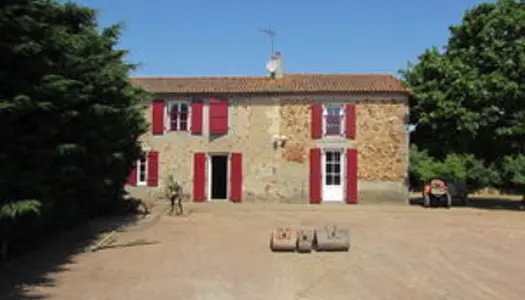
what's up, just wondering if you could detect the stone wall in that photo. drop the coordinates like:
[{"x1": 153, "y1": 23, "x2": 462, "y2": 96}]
[
  {"x1": 355, "y1": 101, "x2": 407, "y2": 181},
  {"x1": 126, "y1": 94, "x2": 409, "y2": 204}
]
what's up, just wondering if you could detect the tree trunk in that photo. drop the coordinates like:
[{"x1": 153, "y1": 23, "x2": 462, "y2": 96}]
[{"x1": 0, "y1": 239, "x2": 8, "y2": 262}]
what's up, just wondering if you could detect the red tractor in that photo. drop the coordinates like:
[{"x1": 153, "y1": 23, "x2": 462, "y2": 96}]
[{"x1": 423, "y1": 178, "x2": 452, "y2": 208}]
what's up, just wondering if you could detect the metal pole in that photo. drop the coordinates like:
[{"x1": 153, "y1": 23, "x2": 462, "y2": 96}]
[{"x1": 261, "y1": 28, "x2": 276, "y2": 55}]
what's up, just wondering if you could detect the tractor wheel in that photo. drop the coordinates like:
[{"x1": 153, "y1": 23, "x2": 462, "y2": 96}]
[
  {"x1": 462, "y1": 195, "x2": 470, "y2": 207},
  {"x1": 443, "y1": 193, "x2": 452, "y2": 208},
  {"x1": 423, "y1": 194, "x2": 430, "y2": 208}
]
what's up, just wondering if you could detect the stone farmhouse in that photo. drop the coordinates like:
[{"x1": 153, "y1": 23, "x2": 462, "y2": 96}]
[{"x1": 126, "y1": 69, "x2": 410, "y2": 204}]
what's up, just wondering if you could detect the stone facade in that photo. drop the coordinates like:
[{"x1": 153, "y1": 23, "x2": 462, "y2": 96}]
[{"x1": 127, "y1": 93, "x2": 409, "y2": 204}]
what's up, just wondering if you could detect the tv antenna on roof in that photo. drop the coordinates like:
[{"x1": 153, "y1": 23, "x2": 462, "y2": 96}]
[{"x1": 260, "y1": 28, "x2": 276, "y2": 55}]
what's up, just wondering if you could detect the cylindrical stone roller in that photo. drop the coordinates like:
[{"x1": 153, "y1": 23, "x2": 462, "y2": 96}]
[
  {"x1": 296, "y1": 228, "x2": 315, "y2": 253},
  {"x1": 314, "y1": 224, "x2": 350, "y2": 252},
  {"x1": 270, "y1": 227, "x2": 298, "y2": 252}
]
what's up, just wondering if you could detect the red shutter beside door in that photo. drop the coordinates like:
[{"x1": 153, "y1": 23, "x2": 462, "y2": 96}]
[
  {"x1": 147, "y1": 151, "x2": 159, "y2": 187},
  {"x1": 345, "y1": 104, "x2": 356, "y2": 139},
  {"x1": 346, "y1": 148, "x2": 358, "y2": 204},
  {"x1": 311, "y1": 103, "x2": 323, "y2": 139},
  {"x1": 309, "y1": 148, "x2": 322, "y2": 204},
  {"x1": 229, "y1": 153, "x2": 243, "y2": 203},
  {"x1": 193, "y1": 152, "x2": 206, "y2": 202},
  {"x1": 152, "y1": 100, "x2": 165, "y2": 135},
  {"x1": 126, "y1": 164, "x2": 137, "y2": 186},
  {"x1": 191, "y1": 100, "x2": 203, "y2": 135},
  {"x1": 209, "y1": 98, "x2": 228, "y2": 135}
]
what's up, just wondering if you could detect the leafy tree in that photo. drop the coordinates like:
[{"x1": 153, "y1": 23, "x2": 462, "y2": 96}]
[
  {"x1": 0, "y1": 0, "x2": 148, "y2": 259},
  {"x1": 0, "y1": 200, "x2": 41, "y2": 260},
  {"x1": 409, "y1": 145, "x2": 500, "y2": 190},
  {"x1": 402, "y1": 0, "x2": 525, "y2": 191},
  {"x1": 500, "y1": 155, "x2": 525, "y2": 195}
]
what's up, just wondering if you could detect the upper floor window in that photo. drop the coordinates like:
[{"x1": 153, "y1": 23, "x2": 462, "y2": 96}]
[
  {"x1": 323, "y1": 104, "x2": 344, "y2": 136},
  {"x1": 168, "y1": 101, "x2": 189, "y2": 131}
]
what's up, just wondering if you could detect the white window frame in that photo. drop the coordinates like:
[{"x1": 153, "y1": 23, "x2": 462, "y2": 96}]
[
  {"x1": 323, "y1": 149, "x2": 343, "y2": 187},
  {"x1": 166, "y1": 100, "x2": 191, "y2": 132},
  {"x1": 322, "y1": 104, "x2": 345, "y2": 137},
  {"x1": 136, "y1": 153, "x2": 148, "y2": 186}
]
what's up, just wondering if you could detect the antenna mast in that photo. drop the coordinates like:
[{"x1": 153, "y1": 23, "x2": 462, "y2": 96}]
[{"x1": 260, "y1": 28, "x2": 276, "y2": 55}]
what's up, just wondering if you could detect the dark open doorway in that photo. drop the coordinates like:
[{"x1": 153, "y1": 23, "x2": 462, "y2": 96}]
[{"x1": 211, "y1": 155, "x2": 228, "y2": 199}]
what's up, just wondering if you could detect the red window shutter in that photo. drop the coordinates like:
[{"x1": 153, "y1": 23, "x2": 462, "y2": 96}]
[
  {"x1": 310, "y1": 103, "x2": 322, "y2": 139},
  {"x1": 309, "y1": 148, "x2": 322, "y2": 204},
  {"x1": 193, "y1": 152, "x2": 206, "y2": 202},
  {"x1": 152, "y1": 100, "x2": 165, "y2": 135},
  {"x1": 146, "y1": 151, "x2": 159, "y2": 187},
  {"x1": 191, "y1": 100, "x2": 203, "y2": 135},
  {"x1": 345, "y1": 103, "x2": 356, "y2": 139},
  {"x1": 209, "y1": 98, "x2": 229, "y2": 135},
  {"x1": 346, "y1": 148, "x2": 358, "y2": 204},
  {"x1": 126, "y1": 165, "x2": 137, "y2": 186},
  {"x1": 229, "y1": 153, "x2": 243, "y2": 202}
]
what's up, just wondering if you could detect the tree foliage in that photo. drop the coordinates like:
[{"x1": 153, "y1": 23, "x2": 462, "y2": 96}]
[
  {"x1": 0, "y1": 0, "x2": 148, "y2": 259},
  {"x1": 500, "y1": 155, "x2": 525, "y2": 194},
  {"x1": 401, "y1": 0, "x2": 525, "y2": 191},
  {"x1": 409, "y1": 145, "x2": 500, "y2": 190}
]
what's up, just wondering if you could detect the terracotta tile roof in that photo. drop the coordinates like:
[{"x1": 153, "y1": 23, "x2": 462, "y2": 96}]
[{"x1": 131, "y1": 73, "x2": 409, "y2": 95}]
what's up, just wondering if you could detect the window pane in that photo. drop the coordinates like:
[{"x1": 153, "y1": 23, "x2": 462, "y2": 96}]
[
  {"x1": 327, "y1": 107, "x2": 341, "y2": 115},
  {"x1": 333, "y1": 175, "x2": 341, "y2": 185},
  {"x1": 326, "y1": 115, "x2": 340, "y2": 122},
  {"x1": 326, "y1": 164, "x2": 334, "y2": 173},
  {"x1": 326, "y1": 123, "x2": 340, "y2": 135},
  {"x1": 326, "y1": 152, "x2": 334, "y2": 162},
  {"x1": 325, "y1": 115, "x2": 341, "y2": 135},
  {"x1": 333, "y1": 152, "x2": 341, "y2": 162},
  {"x1": 170, "y1": 103, "x2": 179, "y2": 113},
  {"x1": 326, "y1": 174, "x2": 333, "y2": 185},
  {"x1": 334, "y1": 164, "x2": 341, "y2": 174},
  {"x1": 138, "y1": 156, "x2": 147, "y2": 182},
  {"x1": 178, "y1": 112, "x2": 187, "y2": 131},
  {"x1": 179, "y1": 120, "x2": 187, "y2": 131},
  {"x1": 180, "y1": 103, "x2": 188, "y2": 112},
  {"x1": 170, "y1": 117, "x2": 178, "y2": 131}
]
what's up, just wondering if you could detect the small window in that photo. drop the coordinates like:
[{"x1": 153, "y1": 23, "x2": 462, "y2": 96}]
[
  {"x1": 323, "y1": 104, "x2": 344, "y2": 136},
  {"x1": 168, "y1": 101, "x2": 189, "y2": 131},
  {"x1": 137, "y1": 153, "x2": 148, "y2": 186}
]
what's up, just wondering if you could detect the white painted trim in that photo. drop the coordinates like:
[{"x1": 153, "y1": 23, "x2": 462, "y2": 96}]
[
  {"x1": 207, "y1": 154, "x2": 211, "y2": 201},
  {"x1": 136, "y1": 153, "x2": 148, "y2": 186},
  {"x1": 321, "y1": 148, "x2": 345, "y2": 202},
  {"x1": 203, "y1": 98, "x2": 210, "y2": 136},
  {"x1": 227, "y1": 154, "x2": 231, "y2": 200},
  {"x1": 163, "y1": 101, "x2": 169, "y2": 134},
  {"x1": 165, "y1": 99, "x2": 191, "y2": 133}
]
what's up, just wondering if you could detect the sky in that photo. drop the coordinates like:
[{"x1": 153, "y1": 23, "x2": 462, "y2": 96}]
[{"x1": 73, "y1": 0, "x2": 495, "y2": 77}]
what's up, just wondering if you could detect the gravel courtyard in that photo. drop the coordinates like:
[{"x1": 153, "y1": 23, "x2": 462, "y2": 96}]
[{"x1": 1, "y1": 202, "x2": 525, "y2": 300}]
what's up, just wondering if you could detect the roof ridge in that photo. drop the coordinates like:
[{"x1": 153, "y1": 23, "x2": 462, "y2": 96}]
[
  {"x1": 130, "y1": 73, "x2": 409, "y2": 94},
  {"x1": 130, "y1": 73, "x2": 397, "y2": 80}
]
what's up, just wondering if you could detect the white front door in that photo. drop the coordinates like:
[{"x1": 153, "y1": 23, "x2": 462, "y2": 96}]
[{"x1": 322, "y1": 150, "x2": 344, "y2": 202}]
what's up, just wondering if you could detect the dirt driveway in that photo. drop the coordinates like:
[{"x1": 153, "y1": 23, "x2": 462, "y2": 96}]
[{"x1": 2, "y1": 203, "x2": 525, "y2": 300}]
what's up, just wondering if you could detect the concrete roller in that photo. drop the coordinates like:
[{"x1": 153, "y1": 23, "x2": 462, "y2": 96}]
[
  {"x1": 296, "y1": 228, "x2": 315, "y2": 253},
  {"x1": 314, "y1": 224, "x2": 350, "y2": 252},
  {"x1": 270, "y1": 227, "x2": 298, "y2": 252}
]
